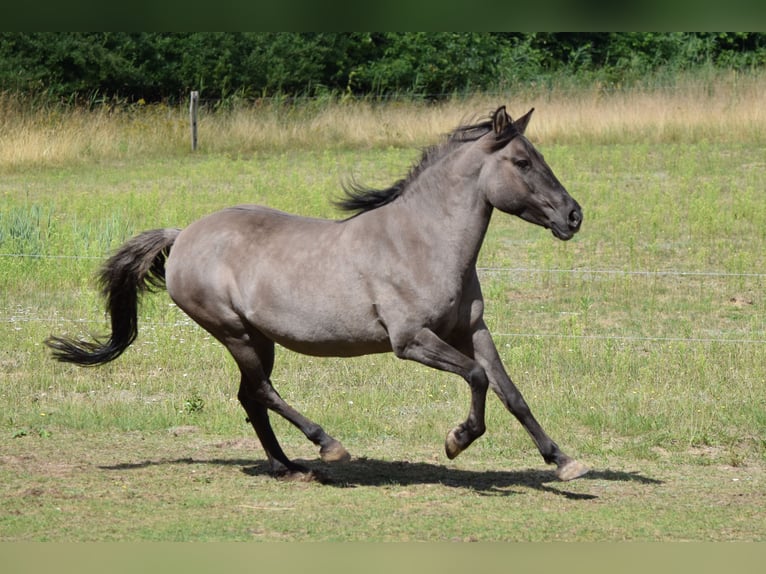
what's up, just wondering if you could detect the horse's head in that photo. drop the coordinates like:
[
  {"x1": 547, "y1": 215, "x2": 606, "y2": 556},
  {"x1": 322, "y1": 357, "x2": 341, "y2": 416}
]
[{"x1": 479, "y1": 106, "x2": 582, "y2": 240}]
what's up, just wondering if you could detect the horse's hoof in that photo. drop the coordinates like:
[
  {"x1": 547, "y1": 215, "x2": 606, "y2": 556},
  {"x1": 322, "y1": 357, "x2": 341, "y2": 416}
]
[
  {"x1": 320, "y1": 440, "x2": 351, "y2": 463},
  {"x1": 445, "y1": 428, "x2": 464, "y2": 460},
  {"x1": 556, "y1": 458, "x2": 589, "y2": 481}
]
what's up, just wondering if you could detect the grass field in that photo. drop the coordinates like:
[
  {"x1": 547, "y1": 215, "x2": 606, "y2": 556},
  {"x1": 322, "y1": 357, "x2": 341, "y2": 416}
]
[{"x1": 1, "y1": 77, "x2": 765, "y2": 541}]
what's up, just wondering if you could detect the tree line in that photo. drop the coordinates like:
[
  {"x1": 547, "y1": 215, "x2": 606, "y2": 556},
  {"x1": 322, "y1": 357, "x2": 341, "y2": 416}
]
[{"x1": 1, "y1": 32, "x2": 764, "y2": 104}]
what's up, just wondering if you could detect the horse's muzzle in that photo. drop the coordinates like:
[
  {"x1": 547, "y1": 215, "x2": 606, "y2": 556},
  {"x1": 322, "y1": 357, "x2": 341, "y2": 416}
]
[
  {"x1": 568, "y1": 207, "x2": 583, "y2": 232},
  {"x1": 551, "y1": 206, "x2": 582, "y2": 241}
]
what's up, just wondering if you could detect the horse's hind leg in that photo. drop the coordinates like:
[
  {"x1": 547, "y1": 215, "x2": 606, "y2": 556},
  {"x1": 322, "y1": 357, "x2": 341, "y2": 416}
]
[
  {"x1": 238, "y1": 382, "x2": 300, "y2": 476},
  {"x1": 230, "y1": 337, "x2": 350, "y2": 477},
  {"x1": 247, "y1": 378, "x2": 350, "y2": 464}
]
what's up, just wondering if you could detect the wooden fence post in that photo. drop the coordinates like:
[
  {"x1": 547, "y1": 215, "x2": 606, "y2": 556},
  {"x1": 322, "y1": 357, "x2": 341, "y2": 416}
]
[{"x1": 189, "y1": 91, "x2": 199, "y2": 151}]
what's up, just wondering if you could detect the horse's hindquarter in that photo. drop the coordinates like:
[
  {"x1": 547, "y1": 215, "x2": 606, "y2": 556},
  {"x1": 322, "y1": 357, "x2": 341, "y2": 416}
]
[{"x1": 166, "y1": 205, "x2": 393, "y2": 356}]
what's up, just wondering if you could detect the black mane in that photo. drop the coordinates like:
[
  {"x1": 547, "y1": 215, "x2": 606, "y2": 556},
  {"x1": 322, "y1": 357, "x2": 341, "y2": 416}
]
[{"x1": 336, "y1": 114, "x2": 518, "y2": 215}]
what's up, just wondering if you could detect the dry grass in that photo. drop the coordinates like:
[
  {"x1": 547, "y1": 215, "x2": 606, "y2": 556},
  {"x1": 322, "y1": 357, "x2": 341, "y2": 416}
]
[
  {"x1": 0, "y1": 99, "x2": 188, "y2": 169},
  {"x1": 534, "y1": 73, "x2": 766, "y2": 144},
  {"x1": 2, "y1": 71, "x2": 764, "y2": 172}
]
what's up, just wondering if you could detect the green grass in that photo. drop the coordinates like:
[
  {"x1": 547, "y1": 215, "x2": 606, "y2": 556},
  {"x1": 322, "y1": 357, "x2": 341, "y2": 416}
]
[
  {"x1": 1, "y1": 431, "x2": 763, "y2": 541},
  {"x1": 1, "y1": 101, "x2": 765, "y2": 540}
]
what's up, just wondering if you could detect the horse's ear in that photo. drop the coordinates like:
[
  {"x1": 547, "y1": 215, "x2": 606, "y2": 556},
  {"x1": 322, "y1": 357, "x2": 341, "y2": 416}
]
[
  {"x1": 492, "y1": 106, "x2": 512, "y2": 136},
  {"x1": 513, "y1": 108, "x2": 534, "y2": 135}
]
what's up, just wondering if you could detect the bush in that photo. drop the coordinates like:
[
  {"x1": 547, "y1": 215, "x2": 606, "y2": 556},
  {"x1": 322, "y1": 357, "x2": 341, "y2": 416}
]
[{"x1": 0, "y1": 33, "x2": 764, "y2": 104}]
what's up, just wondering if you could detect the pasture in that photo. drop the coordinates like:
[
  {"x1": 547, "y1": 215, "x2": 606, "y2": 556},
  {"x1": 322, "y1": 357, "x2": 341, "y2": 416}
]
[{"x1": 1, "y1": 79, "x2": 765, "y2": 541}]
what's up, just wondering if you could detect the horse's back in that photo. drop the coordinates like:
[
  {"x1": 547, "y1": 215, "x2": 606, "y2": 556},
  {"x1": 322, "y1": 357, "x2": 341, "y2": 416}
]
[{"x1": 166, "y1": 203, "x2": 340, "y2": 306}]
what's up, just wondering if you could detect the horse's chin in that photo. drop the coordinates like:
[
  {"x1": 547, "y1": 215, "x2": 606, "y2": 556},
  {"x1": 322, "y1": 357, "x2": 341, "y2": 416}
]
[
  {"x1": 550, "y1": 226, "x2": 575, "y2": 241},
  {"x1": 519, "y1": 212, "x2": 577, "y2": 241}
]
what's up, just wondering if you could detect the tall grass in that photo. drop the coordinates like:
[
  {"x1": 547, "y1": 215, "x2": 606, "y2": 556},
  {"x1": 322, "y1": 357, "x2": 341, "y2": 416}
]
[{"x1": 1, "y1": 70, "x2": 765, "y2": 173}]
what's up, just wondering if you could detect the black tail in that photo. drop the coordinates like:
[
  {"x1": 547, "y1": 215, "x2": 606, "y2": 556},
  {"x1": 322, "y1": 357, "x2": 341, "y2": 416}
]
[{"x1": 45, "y1": 228, "x2": 180, "y2": 366}]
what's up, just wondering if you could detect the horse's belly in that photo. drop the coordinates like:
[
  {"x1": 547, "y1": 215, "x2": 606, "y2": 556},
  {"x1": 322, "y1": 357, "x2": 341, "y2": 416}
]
[
  {"x1": 274, "y1": 336, "x2": 392, "y2": 358},
  {"x1": 248, "y1": 300, "x2": 392, "y2": 358}
]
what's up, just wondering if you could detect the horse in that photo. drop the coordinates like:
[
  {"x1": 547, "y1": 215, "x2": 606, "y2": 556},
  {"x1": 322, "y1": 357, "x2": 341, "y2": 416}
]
[{"x1": 46, "y1": 105, "x2": 588, "y2": 481}]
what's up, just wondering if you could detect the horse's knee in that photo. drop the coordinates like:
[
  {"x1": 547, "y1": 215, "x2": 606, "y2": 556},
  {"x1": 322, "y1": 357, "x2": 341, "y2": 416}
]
[{"x1": 467, "y1": 365, "x2": 489, "y2": 392}]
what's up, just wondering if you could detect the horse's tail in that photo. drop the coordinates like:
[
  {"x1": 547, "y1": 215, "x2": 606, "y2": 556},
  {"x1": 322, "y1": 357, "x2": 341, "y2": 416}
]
[{"x1": 46, "y1": 228, "x2": 181, "y2": 366}]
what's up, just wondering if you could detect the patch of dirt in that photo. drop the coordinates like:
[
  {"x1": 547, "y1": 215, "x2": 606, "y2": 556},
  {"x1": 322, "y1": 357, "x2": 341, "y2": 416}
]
[
  {"x1": 166, "y1": 425, "x2": 199, "y2": 436},
  {"x1": 1, "y1": 453, "x2": 87, "y2": 477},
  {"x1": 686, "y1": 444, "x2": 724, "y2": 458},
  {"x1": 212, "y1": 437, "x2": 261, "y2": 450}
]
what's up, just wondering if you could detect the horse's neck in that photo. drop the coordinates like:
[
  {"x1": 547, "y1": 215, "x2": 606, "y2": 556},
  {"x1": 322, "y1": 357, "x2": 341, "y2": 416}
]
[{"x1": 386, "y1": 154, "x2": 493, "y2": 271}]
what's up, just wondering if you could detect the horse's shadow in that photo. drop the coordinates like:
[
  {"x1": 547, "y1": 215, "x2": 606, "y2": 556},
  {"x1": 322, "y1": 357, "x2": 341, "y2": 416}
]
[{"x1": 101, "y1": 455, "x2": 663, "y2": 500}]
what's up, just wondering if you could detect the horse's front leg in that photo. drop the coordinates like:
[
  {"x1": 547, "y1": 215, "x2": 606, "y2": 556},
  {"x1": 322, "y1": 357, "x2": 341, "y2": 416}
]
[
  {"x1": 472, "y1": 322, "x2": 589, "y2": 481},
  {"x1": 393, "y1": 327, "x2": 488, "y2": 459}
]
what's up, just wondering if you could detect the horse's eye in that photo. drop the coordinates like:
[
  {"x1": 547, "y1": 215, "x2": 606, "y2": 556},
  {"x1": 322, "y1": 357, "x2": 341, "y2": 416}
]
[{"x1": 513, "y1": 159, "x2": 530, "y2": 170}]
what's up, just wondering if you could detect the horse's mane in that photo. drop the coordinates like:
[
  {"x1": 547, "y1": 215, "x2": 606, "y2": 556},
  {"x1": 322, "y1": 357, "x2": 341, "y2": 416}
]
[{"x1": 336, "y1": 113, "x2": 519, "y2": 215}]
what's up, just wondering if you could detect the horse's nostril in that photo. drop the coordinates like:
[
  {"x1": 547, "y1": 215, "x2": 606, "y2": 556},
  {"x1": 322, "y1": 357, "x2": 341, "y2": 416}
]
[{"x1": 569, "y1": 209, "x2": 582, "y2": 229}]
